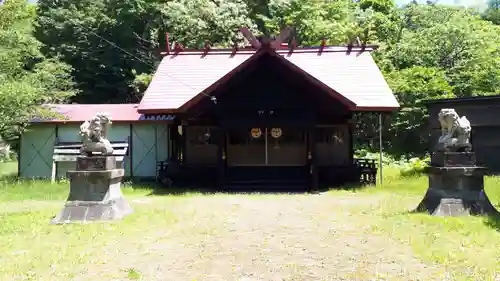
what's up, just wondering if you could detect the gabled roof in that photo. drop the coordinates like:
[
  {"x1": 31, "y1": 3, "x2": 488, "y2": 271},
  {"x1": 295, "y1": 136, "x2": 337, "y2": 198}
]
[
  {"x1": 31, "y1": 104, "x2": 175, "y2": 123},
  {"x1": 138, "y1": 46, "x2": 400, "y2": 113}
]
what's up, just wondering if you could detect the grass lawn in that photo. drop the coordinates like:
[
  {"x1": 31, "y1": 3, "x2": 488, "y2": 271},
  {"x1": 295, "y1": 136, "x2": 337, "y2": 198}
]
[
  {"x1": 0, "y1": 162, "x2": 499, "y2": 281},
  {"x1": 0, "y1": 161, "x2": 17, "y2": 177}
]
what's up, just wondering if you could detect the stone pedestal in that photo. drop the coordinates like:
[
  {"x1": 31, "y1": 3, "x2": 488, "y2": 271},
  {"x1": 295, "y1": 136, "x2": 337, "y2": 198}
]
[
  {"x1": 416, "y1": 152, "x2": 499, "y2": 216},
  {"x1": 51, "y1": 156, "x2": 133, "y2": 224}
]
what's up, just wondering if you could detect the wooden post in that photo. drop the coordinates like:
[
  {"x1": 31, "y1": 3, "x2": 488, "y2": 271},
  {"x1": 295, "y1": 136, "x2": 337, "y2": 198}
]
[
  {"x1": 308, "y1": 126, "x2": 318, "y2": 191},
  {"x1": 154, "y1": 123, "x2": 161, "y2": 183},
  {"x1": 378, "y1": 113, "x2": 383, "y2": 186},
  {"x1": 165, "y1": 32, "x2": 171, "y2": 54},
  {"x1": 129, "y1": 124, "x2": 134, "y2": 179},
  {"x1": 180, "y1": 123, "x2": 186, "y2": 164},
  {"x1": 51, "y1": 161, "x2": 57, "y2": 183},
  {"x1": 169, "y1": 123, "x2": 177, "y2": 161},
  {"x1": 347, "y1": 114, "x2": 354, "y2": 164},
  {"x1": 51, "y1": 125, "x2": 59, "y2": 183},
  {"x1": 154, "y1": 124, "x2": 158, "y2": 163},
  {"x1": 216, "y1": 127, "x2": 226, "y2": 189},
  {"x1": 18, "y1": 133, "x2": 22, "y2": 177}
]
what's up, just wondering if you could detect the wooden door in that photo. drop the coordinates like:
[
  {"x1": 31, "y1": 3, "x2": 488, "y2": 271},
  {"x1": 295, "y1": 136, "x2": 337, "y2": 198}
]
[
  {"x1": 227, "y1": 127, "x2": 266, "y2": 166},
  {"x1": 267, "y1": 127, "x2": 307, "y2": 166},
  {"x1": 226, "y1": 127, "x2": 307, "y2": 166}
]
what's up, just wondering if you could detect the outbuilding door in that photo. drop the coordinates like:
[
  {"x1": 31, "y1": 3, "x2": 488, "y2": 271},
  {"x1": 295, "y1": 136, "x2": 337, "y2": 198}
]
[
  {"x1": 19, "y1": 125, "x2": 56, "y2": 178},
  {"x1": 131, "y1": 123, "x2": 169, "y2": 178}
]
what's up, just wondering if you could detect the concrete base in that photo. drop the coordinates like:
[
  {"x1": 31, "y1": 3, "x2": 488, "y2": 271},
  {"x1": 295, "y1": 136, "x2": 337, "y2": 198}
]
[
  {"x1": 51, "y1": 156, "x2": 133, "y2": 224},
  {"x1": 416, "y1": 166, "x2": 499, "y2": 216}
]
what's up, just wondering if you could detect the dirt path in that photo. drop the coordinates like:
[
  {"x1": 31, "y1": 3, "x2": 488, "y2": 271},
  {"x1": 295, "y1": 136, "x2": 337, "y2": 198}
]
[{"x1": 80, "y1": 194, "x2": 450, "y2": 281}]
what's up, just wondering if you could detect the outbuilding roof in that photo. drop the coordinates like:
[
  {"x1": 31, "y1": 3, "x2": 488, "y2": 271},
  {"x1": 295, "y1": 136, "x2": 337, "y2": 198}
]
[
  {"x1": 138, "y1": 46, "x2": 400, "y2": 113},
  {"x1": 31, "y1": 104, "x2": 174, "y2": 123},
  {"x1": 423, "y1": 94, "x2": 500, "y2": 105}
]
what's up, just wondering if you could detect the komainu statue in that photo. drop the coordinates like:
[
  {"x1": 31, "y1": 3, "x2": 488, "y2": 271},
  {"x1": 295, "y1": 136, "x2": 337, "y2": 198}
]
[
  {"x1": 79, "y1": 112, "x2": 114, "y2": 156},
  {"x1": 436, "y1": 108, "x2": 472, "y2": 152}
]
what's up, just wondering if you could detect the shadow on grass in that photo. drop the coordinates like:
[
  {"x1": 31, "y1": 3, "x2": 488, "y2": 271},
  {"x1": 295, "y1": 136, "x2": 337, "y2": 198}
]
[
  {"x1": 146, "y1": 186, "x2": 217, "y2": 196},
  {"x1": 0, "y1": 175, "x2": 19, "y2": 183},
  {"x1": 485, "y1": 215, "x2": 500, "y2": 230},
  {"x1": 147, "y1": 186, "x2": 313, "y2": 196},
  {"x1": 404, "y1": 204, "x2": 500, "y2": 232},
  {"x1": 314, "y1": 183, "x2": 375, "y2": 194},
  {"x1": 137, "y1": 182, "x2": 315, "y2": 196},
  {"x1": 484, "y1": 213, "x2": 500, "y2": 231}
]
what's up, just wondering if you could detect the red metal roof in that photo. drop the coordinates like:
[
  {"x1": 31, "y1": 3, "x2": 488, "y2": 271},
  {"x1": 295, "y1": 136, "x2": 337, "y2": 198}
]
[
  {"x1": 139, "y1": 52, "x2": 255, "y2": 111},
  {"x1": 32, "y1": 104, "x2": 173, "y2": 123},
  {"x1": 283, "y1": 50, "x2": 399, "y2": 111},
  {"x1": 138, "y1": 46, "x2": 400, "y2": 113}
]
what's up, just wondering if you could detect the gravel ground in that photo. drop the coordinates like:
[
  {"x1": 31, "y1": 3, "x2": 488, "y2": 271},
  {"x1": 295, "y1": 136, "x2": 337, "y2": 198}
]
[{"x1": 76, "y1": 194, "x2": 451, "y2": 281}]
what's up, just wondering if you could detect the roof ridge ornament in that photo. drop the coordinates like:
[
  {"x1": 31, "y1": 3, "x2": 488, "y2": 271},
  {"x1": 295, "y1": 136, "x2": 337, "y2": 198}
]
[
  {"x1": 239, "y1": 27, "x2": 262, "y2": 49},
  {"x1": 239, "y1": 26, "x2": 293, "y2": 50},
  {"x1": 270, "y1": 26, "x2": 293, "y2": 49},
  {"x1": 346, "y1": 36, "x2": 366, "y2": 55},
  {"x1": 173, "y1": 42, "x2": 184, "y2": 53},
  {"x1": 319, "y1": 38, "x2": 327, "y2": 54}
]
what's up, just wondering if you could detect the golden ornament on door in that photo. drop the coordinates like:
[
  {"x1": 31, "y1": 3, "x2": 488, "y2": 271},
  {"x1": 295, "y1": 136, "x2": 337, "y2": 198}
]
[
  {"x1": 250, "y1": 128, "x2": 262, "y2": 138},
  {"x1": 270, "y1": 128, "x2": 282, "y2": 139}
]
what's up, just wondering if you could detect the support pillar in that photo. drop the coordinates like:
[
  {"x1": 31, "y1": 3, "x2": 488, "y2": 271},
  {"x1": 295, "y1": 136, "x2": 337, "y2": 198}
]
[
  {"x1": 308, "y1": 127, "x2": 318, "y2": 191},
  {"x1": 216, "y1": 127, "x2": 226, "y2": 189},
  {"x1": 378, "y1": 112, "x2": 383, "y2": 186}
]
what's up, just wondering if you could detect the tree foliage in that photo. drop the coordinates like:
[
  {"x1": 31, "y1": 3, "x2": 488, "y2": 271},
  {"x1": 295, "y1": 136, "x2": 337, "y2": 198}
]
[
  {"x1": 34, "y1": 0, "x2": 165, "y2": 103},
  {"x1": 380, "y1": 4, "x2": 500, "y2": 155},
  {"x1": 164, "y1": 0, "x2": 257, "y2": 47},
  {"x1": 0, "y1": 0, "x2": 75, "y2": 142},
  {"x1": 483, "y1": 0, "x2": 500, "y2": 24}
]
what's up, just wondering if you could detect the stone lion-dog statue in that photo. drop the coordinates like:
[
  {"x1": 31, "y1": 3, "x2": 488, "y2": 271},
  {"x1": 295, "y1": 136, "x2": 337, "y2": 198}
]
[
  {"x1": 79, "y1": 112, "x2": 114, "y2": 156},
  {"x1": 436, "y1": 108, "x2": 472, "y2": 152}
]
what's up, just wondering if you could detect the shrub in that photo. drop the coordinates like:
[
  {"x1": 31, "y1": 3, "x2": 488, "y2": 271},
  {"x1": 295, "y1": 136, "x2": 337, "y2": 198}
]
[
  {"x1": 354, "y1": 149, "x2": 397, "y2": 166},
  {"x1": 399, "y1": 156, "x2": 430, "y2": 178}
]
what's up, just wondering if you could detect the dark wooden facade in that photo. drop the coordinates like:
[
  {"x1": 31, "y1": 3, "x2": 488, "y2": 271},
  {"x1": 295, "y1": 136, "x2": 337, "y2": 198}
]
[
  {"x1": 425, "y1": 95, "x2": 500, "y2": 173},
  {"x1": 163, "y1": 52, "x2": 372, "y2": 190}
]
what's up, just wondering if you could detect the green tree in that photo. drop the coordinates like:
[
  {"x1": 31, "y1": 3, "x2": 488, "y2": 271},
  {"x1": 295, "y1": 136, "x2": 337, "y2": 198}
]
[
  {"x1": 164, "y1": 0, "x2": 257, "y2": 47},
  {"x1": 0, "y1": 0, "x2": 75, "y2": 142},
  {"x1": 384, "y1": 67, "x2": 455, "y2": 154},
  {"x1": 483, "y1": 0, "x2": 500, "y2": 25},
  {"x1": 261, "y1": 0, "x2": 398, "y2": 47},
  {"x1": 35, "y1": 0, "x2": 166, "y2": 104},
  {"x1": 379, "y1": 4, "x2": 500, "y2": 155},
  {"x1": 35, "y1": 0, "x2": 257, "y2": 104},
  {"x1": 264, "y1": 0, "x2": 357, "y2": 45},
  {"x1": 385, "y1": 5, "x2": 500, "y2": 96}
]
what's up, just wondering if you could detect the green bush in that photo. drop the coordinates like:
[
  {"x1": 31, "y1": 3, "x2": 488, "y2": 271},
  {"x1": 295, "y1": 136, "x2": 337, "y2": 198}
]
[
  {"x1": 355, "y1": 149, "x2": 431, "y2": 178},
  {"x1": 354, "y1": 149, "x2": 419, "y2": 167},
  {"x1": 399, "y1": 156, "x2": 430, "y2": 178},
  {"x1": 0, "y1": 151, "x2": 9, "y2": 162},
  {"x1": 354, "y1": 149, "x2": 397, "y2": 166}
]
